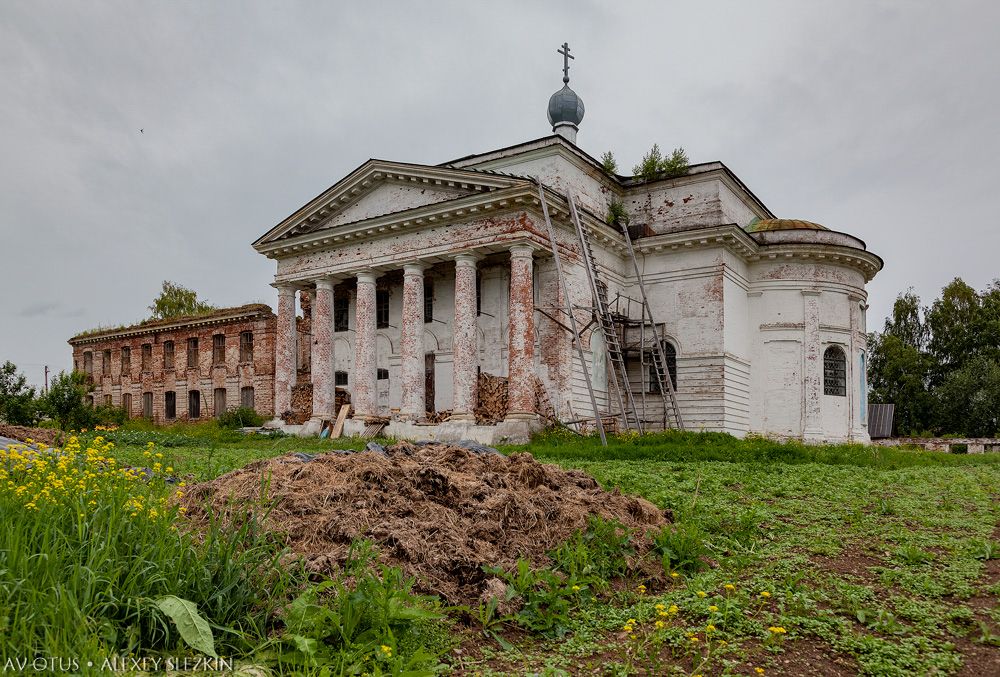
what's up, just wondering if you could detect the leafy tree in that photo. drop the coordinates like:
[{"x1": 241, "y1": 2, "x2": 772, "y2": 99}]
[
  {"x1": 42, "y1": 371, "x2": 93, "y2": 431},
  {"x1": 148, "y1": 281, "x2": 214, "y2": 320},
  {"x1": 925, "y1": 278, "x2": 981, "y2": 376},
  {"x1": 599, "y1": 151, "x2": 618, "y2": 176},
  {"x1": 867, "y1": 333, "x2": 934, "y2": 435},
  {"x1": 0, "y1": 361, "x2": 38, "y2": 425},
  {"x1": 632, "y1": 144, "x2": 689, "y2": 181},
  {"x1": 934, "y1": 356, "x2": 1000, "y2": 437}
]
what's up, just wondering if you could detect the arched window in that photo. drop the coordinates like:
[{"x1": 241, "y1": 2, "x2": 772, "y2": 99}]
[
  {"x1": 824, "y1": 346, "x2": 847, "y2": 396},
  {"x1": 647, "y1": 340, "x2": 678, "y2": 393}
]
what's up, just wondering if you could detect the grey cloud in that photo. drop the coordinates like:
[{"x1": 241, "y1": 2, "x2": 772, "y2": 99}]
[{"x1": 1, "y1": 0, "x2": 998, "y2": 388}]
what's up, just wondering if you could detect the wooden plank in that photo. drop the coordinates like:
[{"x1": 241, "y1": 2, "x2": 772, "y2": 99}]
[{"x1": 330, "y1": 404, "x2": 350, "y2": 439}]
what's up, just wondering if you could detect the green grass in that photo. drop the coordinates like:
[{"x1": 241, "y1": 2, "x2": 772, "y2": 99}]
[{"x1": 14, "y1": 423, "x2": 1000, "y2": 674}]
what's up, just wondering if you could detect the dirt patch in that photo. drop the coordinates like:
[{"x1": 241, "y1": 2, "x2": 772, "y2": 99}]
[
  {"x1": 181, "y1": 443, "x2": 668, "y2": 605},
  {"x1": 811, "y1": 546, "x2": 885, "y2": 583},
  {"x1": 0, "y1": 425, "x2": 64, "y2": 447}
]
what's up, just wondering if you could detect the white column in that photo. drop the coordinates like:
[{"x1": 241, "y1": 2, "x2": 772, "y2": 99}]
[
  {"x1": 452, "y1": 253, "x2": 479, "y2": 421},
  {"x1": 309, "y1": 278, "x2": 334, "y2": 422},
  {"x1": 802, "y1": 290, "x2": 823, "y2": 441},
  {"x1": 506, "y1": 245, "x2": 536, "y2": 420},
  {"x1": 353, "y1": 271, "x2": 377, "y2": 419},
  {"x1": 400, "y1": 262, "x2": 427, "y2": 420},
  {"x1": 272, "y1": 283, "x2": 296, "y2": 424}
]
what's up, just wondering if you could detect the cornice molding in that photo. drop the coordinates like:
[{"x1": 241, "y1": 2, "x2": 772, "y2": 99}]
[{"x1": 69, "y1": 309, "x2": 273, "y2": 346}]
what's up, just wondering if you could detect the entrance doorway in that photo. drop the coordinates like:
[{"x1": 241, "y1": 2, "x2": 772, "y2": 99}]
[{"x1": 425, "y1": 353, "x2": 435, "y2": 414}]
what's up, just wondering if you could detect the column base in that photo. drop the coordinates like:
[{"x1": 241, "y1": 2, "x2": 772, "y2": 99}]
[
  {"x1": 504, "y1": 411, "x2": 538, "y2": 422},
  {"x1": 449, "y1": 412, "x2": 476, "y2": 422},
  {"x1": 263, "y1": 417, "x2": 285, "y2": 429},
  {"x1": 301, "y1": 417, "x2": 327, "y2": 436}
]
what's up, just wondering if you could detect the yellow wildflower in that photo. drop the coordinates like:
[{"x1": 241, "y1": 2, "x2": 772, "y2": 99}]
[
  {"x1": 768, "y1": 626, "x2": 787, "y2": 635},
  {"x1": 708, "y1": 605, "x2": 719, "y2": 612},
  {"x1": 696, "y1": 591, "x2": 707, "y2": 598},
  {"x1": 724, "y1": 583, "x2": 735, "y2": 592}
]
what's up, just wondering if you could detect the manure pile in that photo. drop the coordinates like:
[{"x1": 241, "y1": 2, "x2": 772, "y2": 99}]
[{"x1": 181, "y1": 442, "x2": 668, "y2": 604}]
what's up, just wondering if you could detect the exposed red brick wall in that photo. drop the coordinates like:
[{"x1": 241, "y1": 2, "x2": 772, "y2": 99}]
[{"x1": 69, "y1": 308, "x2": 276, "y2": 424}]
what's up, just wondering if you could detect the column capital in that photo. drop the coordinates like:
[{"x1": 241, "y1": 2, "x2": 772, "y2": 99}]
[
  {"x1": 403, "y1": 261, "x2": 428, "y2": 276},
  {"x1": 353, "y1": 270, "x2": 377, "y2": 285},
  {"x1": 313, "y1": 277, "x2": 335, "y2": 292},
  {"x1": 272, "y1": 282, "x2": 296, "y2": 297},
  {"x1": 453, "y1": 251, "x2": 482, "y2": 268},
  {"x1": 509, "y1": 243, "x2": 536, "y2": 259}
]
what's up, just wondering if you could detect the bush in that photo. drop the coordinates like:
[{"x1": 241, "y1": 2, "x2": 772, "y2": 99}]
[
  {"x1": 649, "y1": 522, "x2": 709, "y2": 574},
  {"x1": 632, "y1": 144, "x2": 689, "y2": 181},
  {"x1": 217, "y1": 406, "x2": 265, "y2": 429}
]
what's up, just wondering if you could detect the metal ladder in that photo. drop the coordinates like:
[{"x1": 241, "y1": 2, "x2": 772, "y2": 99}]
[
  {"x1": 566, "y1": 193, "x2": 644, "y2": 433},
  {"x1": 617, "y1": 221, "x2": 685, "y2": 430}
]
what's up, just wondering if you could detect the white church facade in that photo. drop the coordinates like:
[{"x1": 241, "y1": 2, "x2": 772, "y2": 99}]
[{"x1": 253, "y1": 48, "x2": 882, "y2": 444}]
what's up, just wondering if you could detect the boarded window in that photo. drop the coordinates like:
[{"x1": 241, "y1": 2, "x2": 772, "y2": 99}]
[
  {"x1": 824, "y1": 346, "x2": 847, "y2": 396},
  {"x1": 163, "y1": 341, "x2": 174, "y2": 370},
  {"x1": 424, "y1": 281, "x2": 433, "y2": 323},
  {"x1": 142, "y1": 391, "x2": 153, "y2": 418},
  {"x1": 187, "y1": 337, "x2": 199, "y2": 368},
  {"x1": 334, "y1": 295, "x2": 349, "y2": 332},
  {"x1": 647, "y1": 341, "x2": 678, "y2": 393},
  {"x1": 335, "y1": 371, "x2": 348, "y2": 387},
  {"x1": 240, "y1": 386, "x2": 254, "y2": 409},
  {"x1": 141, "y1": 344, "x2": 152, "y2": 371},
  {"x1": 376, "y1": 289, "x2": 389, "y2": 328},
  {"x1": 214, "y1": 388, "x2": 226, "y2": 417},
  {"x1": 239, "y1": 331, "x2": 253, "y2": 362},
  {"x1": 104, "y1": 394, "x2": 112, "y2": 407},
  {"x1": 121, "y1": 346, "x2": 131, "y2": 373},
  {"x1": 165, "y1": 391, "x2": 176, "y2": 419},
  {"x1": 377, "y1": 368, "x2": 389, "y2": 380},
  {"x1": 83, "y1": 352, "x2": 93, "y2": 376},
  {"x1": 188, "y1": 390, "x2": 200, "y2": 418},
  {"x1": 212, "y1": 334, "x2": 225, "y2": 365},
  {"x1": 102, "y1": 349, "x2": 111, "y2": 375},
  {"x1": 122, "y1": 392, "x2": 132, "y2": 417}
]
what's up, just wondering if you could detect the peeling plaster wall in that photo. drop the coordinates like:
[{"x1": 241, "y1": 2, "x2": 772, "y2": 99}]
[
  {"x1": 748, "y1": 260, "x2": 870, "y2": 442},
  {"x1": 324, "y1": 182, "x2": 469, "y2": 229}
]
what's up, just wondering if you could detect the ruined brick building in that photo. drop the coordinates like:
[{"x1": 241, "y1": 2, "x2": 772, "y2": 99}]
[
  {"x1": 252, "y1": 46, "x2": 884, "y2": 444},
  {"x1": 68, "y1": 305, "x2": 276, "y2": 423}
]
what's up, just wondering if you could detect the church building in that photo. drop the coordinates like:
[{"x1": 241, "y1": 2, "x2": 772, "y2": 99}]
[{"x1": 252, "y1": 45, "x2": 883, "y2": 444}]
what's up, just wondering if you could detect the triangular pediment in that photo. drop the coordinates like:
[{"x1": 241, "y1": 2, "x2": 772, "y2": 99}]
[{"x1": 254, "y1": 160, "x2": 521, "y2": 247}]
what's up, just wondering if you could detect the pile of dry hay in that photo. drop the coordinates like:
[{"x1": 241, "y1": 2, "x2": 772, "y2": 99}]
[{"x1": 181, "y1": 442, "x2": 668, "y2": 605}]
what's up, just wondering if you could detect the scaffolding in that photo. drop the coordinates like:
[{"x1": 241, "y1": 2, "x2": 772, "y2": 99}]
[{"x1": 535, "y1": 182, "x2": 684, "y2": 441}]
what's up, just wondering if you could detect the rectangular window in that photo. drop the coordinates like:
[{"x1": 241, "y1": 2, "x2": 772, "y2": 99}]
[
  {"x1": 334, "y1": 295, "x2": 349, "y2": 332},
  {"x1": 83, "y1": 352, "x2": 93, "y2": 376},
  {"x1": 142, "y1": 391, "x2": 153, "y2": 418},
  {"x1": 121, "y1": 346, "x2": 131, "y2": 374},
  {"x1": 102, "y1": 349, "x2": 111, "y2": 375},
  {"x1": 188, "y1": 390, "x2": 200, "y2": 418},
  {"x1": 212, "y1": 334, "x2": 225, "y2": 365},
  {"x1": 240, "y1": 386, "x2": 254, "y2": 409},
  {"x1": 86, "y1": 395, "x2": 94, "y2": 408},
  {"x1": 104, "y1": 394, "x2": 112, "y2": 407},
  {"x1": 239, "y1": 331, "x2": 253, "y2": 362},
  {"x1": 141, "y1": 344, "x2": 152, "y2": 371},
  {"x1": 376, "y1": 290, "x2": 389, "y2": 328},
  {"x1": 121, "y1": 392, "x2": 132, "y2": 417},
  {"x1": 165, "y1": 391, "x2": 176, "y2": 419},
  {"x1": 424, "y1": 281, "x2": 433, "y2": 323},
  {"x1": 163, "y1": 341, "x2": 174, "y2": 370},
  {"x1": 214, "y1": 388, "x2": 226, "y2": 417},
  {"x1": 335, "y1": 371, "x2": 348, "y2": 387},
  {"x1": 187, "y1": 337, "x2": 199, "y2": 368},
  {"x1": 377, "y1": 368, "x2": 389, "y2": 380}
]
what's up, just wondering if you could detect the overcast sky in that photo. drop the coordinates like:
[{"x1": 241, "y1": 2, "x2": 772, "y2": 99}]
[{"x1": 2, "y1": 0, "x2": 998, "y2": 388}]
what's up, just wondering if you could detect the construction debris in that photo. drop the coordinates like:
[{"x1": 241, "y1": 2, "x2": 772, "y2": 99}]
[
  {"x1": 181, "y1": 443, "x2": 668, "y2": 605},
  {"x1": 0, "y1": 425, "x2": 63, "y2": 446}
]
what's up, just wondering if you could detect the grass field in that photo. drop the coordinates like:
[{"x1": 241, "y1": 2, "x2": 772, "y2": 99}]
[{"x1": 3, "y1": 422, "x2": 999, "y2": 675}]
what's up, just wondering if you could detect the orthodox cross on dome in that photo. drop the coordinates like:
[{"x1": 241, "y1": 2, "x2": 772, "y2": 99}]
[{"x1": 558, "y1": 42, "x2": 574, "y2": 84}]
